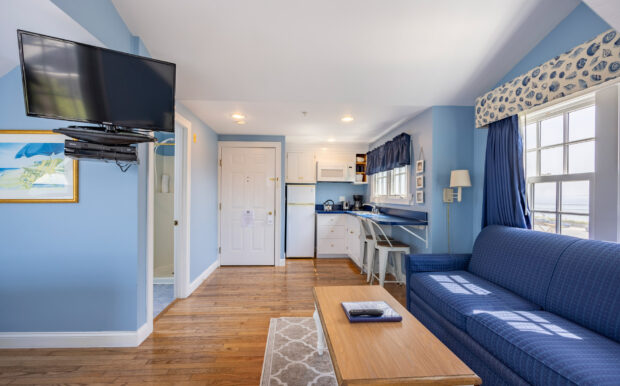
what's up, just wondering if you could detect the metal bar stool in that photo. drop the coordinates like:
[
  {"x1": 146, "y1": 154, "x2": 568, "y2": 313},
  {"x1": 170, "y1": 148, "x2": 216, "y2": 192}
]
[
  {"x1": 365, "y1": 218, "x2": 410, "y2": 287},
  {"x1": 359, "y1": 218, "x2": 393, "y2": 282}
]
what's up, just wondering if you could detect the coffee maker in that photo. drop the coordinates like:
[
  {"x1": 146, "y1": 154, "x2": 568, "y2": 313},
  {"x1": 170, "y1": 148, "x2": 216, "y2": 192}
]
[{"x1": 353, "y1": 195, "x2": 364, "y2": 210}]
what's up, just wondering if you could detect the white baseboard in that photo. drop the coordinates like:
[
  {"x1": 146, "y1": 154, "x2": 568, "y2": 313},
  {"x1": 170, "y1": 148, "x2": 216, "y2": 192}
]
[
  {"x1": 187, "y1": 259, "x2": 219, "y2": 296},
  {"x1": 0, "y1": 322, "x2": 153, "y2": 349},
  {"x1": 154, "y1": 277, "x2": 175, "y2": 284}
]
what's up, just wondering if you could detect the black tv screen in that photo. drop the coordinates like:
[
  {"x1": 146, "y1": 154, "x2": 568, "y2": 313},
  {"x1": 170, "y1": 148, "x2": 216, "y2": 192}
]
[{"x1": 18, "y1": 30, "x2": 176, "y2": 132}]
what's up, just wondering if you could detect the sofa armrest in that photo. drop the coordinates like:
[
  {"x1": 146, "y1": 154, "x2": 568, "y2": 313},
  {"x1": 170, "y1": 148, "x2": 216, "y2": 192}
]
[{"x1": 406, "y1": 254, "x2": 472, "y2": 273}]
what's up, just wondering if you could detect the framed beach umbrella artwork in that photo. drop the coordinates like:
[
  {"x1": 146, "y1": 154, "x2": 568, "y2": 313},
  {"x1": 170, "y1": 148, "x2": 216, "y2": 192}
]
[{"x1": 0, "y1": 130, "x2": 78, "y2": 203}]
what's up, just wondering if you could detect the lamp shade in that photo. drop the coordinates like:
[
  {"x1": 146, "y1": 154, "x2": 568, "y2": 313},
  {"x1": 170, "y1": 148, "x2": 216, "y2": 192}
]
[{"x1": 450, "y1": 170, "x2": 471, "y2": 187}]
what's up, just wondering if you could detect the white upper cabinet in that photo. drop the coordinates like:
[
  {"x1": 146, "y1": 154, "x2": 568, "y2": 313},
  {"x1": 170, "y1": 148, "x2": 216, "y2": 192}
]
[{"x1": 286, "y1": 151, "x2": 316, "y2": 183}]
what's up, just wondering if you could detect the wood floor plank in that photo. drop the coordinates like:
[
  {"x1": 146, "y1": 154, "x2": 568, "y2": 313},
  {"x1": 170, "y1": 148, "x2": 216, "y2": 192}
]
[{"x1": 0, "y1": 258, "x2": 405, "y2": 385}]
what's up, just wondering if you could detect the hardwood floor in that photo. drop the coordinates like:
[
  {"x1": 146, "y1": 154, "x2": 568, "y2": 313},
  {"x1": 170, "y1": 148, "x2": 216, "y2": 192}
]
[{"x1": 0, "y1": 258, "x2": 405, "y2": 385}]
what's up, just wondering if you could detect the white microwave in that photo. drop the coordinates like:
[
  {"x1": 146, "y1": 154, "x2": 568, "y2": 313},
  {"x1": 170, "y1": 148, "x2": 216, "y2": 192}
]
[{"x1": 316, "y1": 163, "x2": 355, "y2": 182}]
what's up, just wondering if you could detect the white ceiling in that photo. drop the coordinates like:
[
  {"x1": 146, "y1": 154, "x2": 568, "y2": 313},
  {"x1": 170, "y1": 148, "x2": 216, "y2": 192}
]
[
  {"x1": 0, "y1": 0, "x2": 102, "y2": 79},
  {"x1": 113, "y1": 0, "x2": 579, "y2": 142}
]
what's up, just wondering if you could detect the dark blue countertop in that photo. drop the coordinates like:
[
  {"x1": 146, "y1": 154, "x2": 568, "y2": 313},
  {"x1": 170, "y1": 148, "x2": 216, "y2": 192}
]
[{"x1": 315, "y1": 206, "x2": 428, "y2": 226}]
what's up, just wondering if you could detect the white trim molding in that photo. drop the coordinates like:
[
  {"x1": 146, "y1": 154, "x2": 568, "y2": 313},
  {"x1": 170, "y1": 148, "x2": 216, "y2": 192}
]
[
  {"x1": 0, "y1": 323, "x2": 152, "y2": 349},
  {"x1": 188, "y1": 259, "x2": 219, "y2": 295}
]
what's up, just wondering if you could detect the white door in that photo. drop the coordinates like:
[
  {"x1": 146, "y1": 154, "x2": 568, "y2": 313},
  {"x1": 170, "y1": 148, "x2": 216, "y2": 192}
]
[{"x1": 221, "y1": 147, "x2": 277, "y2": 265}]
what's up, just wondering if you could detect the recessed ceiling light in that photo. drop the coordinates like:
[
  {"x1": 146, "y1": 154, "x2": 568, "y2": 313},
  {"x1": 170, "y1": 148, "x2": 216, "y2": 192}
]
[
  {"x1": 231, "y1": 113, "x2": 245, "y2": 120},
  {"x1": 327, "y1": 138, "x2": 335, "y2": 142},
  {"x1": 341, "y1": 115, "x2": 354, "y2": 123},
  {"x1": 236, "y1": 120, "x2": 246, "y2": 125}
]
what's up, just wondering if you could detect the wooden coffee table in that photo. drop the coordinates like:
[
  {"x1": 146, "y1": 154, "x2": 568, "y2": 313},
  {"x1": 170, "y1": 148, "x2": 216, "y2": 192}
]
[{"x1": 313, "y1": 286, "x2": 481, "y2": 385}]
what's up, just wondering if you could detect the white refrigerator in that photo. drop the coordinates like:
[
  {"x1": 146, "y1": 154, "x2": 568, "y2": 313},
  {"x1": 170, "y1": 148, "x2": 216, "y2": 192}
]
[{"x1": 286, "y1": 185, "x2": 316, "y2": 258}]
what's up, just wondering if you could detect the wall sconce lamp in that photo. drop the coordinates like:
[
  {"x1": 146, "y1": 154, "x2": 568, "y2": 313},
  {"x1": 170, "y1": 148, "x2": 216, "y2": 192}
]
[
  {"x1": 443, "y1": 169, "x2": 472, "y2": 253},
  {"x1": 443, "y1": 170, "x2": 471, "y2": 203}
]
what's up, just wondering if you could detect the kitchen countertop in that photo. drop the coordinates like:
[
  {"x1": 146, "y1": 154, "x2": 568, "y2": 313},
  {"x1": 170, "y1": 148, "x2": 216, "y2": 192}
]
[{"x1": 316, "y1": 209, "x2": 428, "y2": 226}]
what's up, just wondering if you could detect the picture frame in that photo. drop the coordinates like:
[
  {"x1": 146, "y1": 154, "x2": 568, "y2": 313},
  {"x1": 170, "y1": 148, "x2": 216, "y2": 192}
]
[
  {"x1": 0, "y1": 130, "x2": 78, "y2": 203},
  {"x1": 416, "y1": 190, "x2": 424, "y2": 204},
  {"x1": 416, "y1": 160, "x2": 424, "y2": 174},
  {"x1": 415, "y1": 175, "x2": 424, "y2": 189}
]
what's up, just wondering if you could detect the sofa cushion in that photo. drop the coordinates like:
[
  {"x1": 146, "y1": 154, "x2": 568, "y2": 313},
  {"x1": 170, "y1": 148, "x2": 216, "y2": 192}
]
[
  {"x1": 467, "y1": 310, "x2": 620, "y2": 386},
  {"x1": 409, "y1": 271, "x2": 540, "y2": 331},
  {"x1": 545, "y1": 239, "x2": 620, "y2": 343},
  {"x1": 469, "y1": 225, "x2": 578, "y2": 306}
]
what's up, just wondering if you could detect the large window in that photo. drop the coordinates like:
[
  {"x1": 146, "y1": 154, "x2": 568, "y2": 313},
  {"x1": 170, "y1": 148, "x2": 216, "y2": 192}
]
[
  {"x1": 372, "y1": 166, "x2": 410, "y2": 203},
  {"x1": 524, "y1": 103, "x2": 595, "y2": 239}
]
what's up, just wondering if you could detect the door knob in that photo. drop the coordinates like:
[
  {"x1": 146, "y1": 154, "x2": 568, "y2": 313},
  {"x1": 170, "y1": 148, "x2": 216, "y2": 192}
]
[
  {"x1": 173, "y1": 220, "x2": 179, "y2": 226},
  {"x1": 268, "y1": 211, "x2": 273, "y2": 215}
]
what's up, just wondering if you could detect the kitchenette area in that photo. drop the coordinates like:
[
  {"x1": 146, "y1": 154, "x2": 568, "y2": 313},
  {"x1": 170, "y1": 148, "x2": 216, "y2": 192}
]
[{"x1": 285, "y1": 142, "x2": 428, "y2": 281}]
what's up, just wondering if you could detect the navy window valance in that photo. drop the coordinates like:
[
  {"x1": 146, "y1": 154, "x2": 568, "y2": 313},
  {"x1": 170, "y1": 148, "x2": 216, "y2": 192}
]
[{"x1": 367, "y1": 133, "x2": 411, "y2": 175}]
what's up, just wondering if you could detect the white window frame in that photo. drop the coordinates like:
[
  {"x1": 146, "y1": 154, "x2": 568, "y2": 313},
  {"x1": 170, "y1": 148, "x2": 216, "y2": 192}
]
[
  {"x1": 524, "y1": 95, "x2": 595, "y2": 238},
  {"x1": 370, "y1": 165, "x2": 412, "y2": 205}
]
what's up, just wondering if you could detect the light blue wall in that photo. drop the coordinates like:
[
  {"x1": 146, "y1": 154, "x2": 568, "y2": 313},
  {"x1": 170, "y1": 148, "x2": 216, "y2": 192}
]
[
  {"x1": 368, "y1": 109, "x2": 433, "y2": 254},
  {"x1": 472, "y1": 2, "x2": 611, "y2": 242},
  {"x1": 50, "y1": 0, "x2": 135, "y2": 54},
  {"x1": 496, "y1": 3, "x2": 611, "y2": 87},
  {"x1": 431, "y1": 107, "x2": 474, "y2": 253},
  {"x1": 0, "y1": 0, "x2": 219, "y2": 332},
  {"x1": 217, "y1": 135, "x2": 286, "y2": 259},
  {"x1": 315, "y1": 182, "x2": 366, "y2": 205},
  {"x1": 0, "y1": 66, "x2": 139, "y2": 333},
  {"x1": 178, "y1": 104, "x2": 219, "y2": 281}
]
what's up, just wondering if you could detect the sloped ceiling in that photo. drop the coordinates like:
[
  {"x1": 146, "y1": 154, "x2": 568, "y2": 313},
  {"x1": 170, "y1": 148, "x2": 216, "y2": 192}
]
[
  {"x1": 111, "y1": 0, "x2": 580, "y2": 142},
  {"x1": 583, "y1": 0, "x2": 620, "y2": 32},
  {"x1": 0, "y1": 0, "x2": 102, "y2": 79}
]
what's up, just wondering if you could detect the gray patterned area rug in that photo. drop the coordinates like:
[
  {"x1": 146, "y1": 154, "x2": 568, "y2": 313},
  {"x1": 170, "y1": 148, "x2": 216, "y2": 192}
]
[{"x1": 261, "y1": 317, "x2": 337, "y2": 386}]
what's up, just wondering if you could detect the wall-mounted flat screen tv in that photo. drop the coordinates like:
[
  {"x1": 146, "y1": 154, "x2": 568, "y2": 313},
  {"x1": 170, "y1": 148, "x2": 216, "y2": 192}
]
[{"x1": 18, "y1": 30, "x2": 176, "y2": 132}]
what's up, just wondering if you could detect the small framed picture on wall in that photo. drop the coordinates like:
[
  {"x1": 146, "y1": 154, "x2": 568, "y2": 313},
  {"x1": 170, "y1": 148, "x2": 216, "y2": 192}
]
[
  {"x1": 416, "y1": 160, "x2": 424, "y2": 174},
  {"x1": 416, "y1": 190, "x2": 424, "y2": 204},
  {"x1": 415, "y1": 175, "x2": 424, "y2": 189}
]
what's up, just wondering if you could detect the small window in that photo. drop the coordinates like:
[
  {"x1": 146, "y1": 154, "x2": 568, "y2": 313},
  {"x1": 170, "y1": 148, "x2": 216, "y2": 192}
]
[
  {"x1": 371, "y1": 166, "x2": 411, "y2": 204},
  {"x1": 525, "y1": 104, "x2": 594, "y2": 239},
  {"x1": 390, "y1": 166, "x2": 408, "y2": 196}
]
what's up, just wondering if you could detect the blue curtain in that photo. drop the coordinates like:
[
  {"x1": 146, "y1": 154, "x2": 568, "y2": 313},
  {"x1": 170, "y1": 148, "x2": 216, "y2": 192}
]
[
  {"x1": 482, "y1": 115, "x2": 531, "y2": 229},
  {"x1": 367, "y1": 133, "x2": 410, "y2": 175}
]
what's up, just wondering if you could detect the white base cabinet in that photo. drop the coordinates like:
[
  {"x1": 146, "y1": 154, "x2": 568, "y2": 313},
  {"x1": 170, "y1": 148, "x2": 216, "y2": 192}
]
[{"x1": 316, "y1": 213, "x2": 364, "y2": 267}]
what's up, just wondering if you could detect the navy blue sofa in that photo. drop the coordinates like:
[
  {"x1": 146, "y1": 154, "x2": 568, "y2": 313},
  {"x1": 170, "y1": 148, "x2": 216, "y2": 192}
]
[{"x1": 405, "y1": 225, "x2": 620, "y2": 386}]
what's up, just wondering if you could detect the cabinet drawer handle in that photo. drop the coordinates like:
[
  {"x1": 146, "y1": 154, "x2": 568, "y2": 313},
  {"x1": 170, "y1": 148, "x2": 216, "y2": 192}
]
[{"x1": 330, "y1": 230, "x2": 333, "y2": 232}]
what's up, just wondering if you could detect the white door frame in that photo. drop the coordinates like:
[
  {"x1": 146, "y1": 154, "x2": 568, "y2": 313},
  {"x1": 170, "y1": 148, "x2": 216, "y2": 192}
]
[
  {"x1": 146, "y1": 112, "x2": 192, "y2": 330},
  {"x1": 217, "y1": 141, "x2": 282, "y2": 266}
]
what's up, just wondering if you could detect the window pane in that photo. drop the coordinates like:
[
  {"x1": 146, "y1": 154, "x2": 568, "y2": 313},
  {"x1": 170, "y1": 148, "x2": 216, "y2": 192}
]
[
  {"x1": 568, "y1": 141, "x2": 594, "y2": 174},
  {"x1": 526, "y1": 151, "x2": 537, "y2": 177},
  {"x1": 540, "y1": 115, "x2": 564, "y2": 147},
  {"x1": 534, "y1": 212, "x2": 556, "y2": 233},
  {"x1": 560, "y1": 214, "x2": 589, "y2": 239},
  {"x1": 526, "y1": 123, "x2": 537, "y2": 150},
  {"x1": 569, "y1": 106, "x2": 595, "y2": 142},
  {"x1": 534, "y1": 182, "x2": 556, "y2": 211},
  {"x1": 540, "y1": 146, "x2": 563, "y2": 175},
  {"x1": 562, "y1": 180, "x2": 589, "y2": 214}
]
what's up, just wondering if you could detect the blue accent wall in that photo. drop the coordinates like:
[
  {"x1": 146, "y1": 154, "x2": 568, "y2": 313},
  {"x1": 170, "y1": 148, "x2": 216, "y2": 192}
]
[
  {"x1": 315, "y1": 182, "x2": 366, "y2": 205},
  {"x1": 179, "y1": 105, "x2": 219, "y2": 281},
  {"x1": 218, "y1": 135, "x2": 286, "y2": 260},
  {"x1": 368, "y1": 109, "x2": 433, "y2": 254},
  {"x1": 50, "y1": 0, "x2": 135, "y2": 54},
  {"x1": 431, "y1": 106, "x2": 474, "y2": 253},
  {"x1": 0, "y1": 67, "x2": 140, "y2": 333},
  {"x1": 0, "y1": 0, "x2": 219, "y2": 333},
  {"x1": 472, "y1": 2, "x2": 611, "y2": 242},
  {"x1": 496, "y1": 3, "x2": 611, "y2": 87}
]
